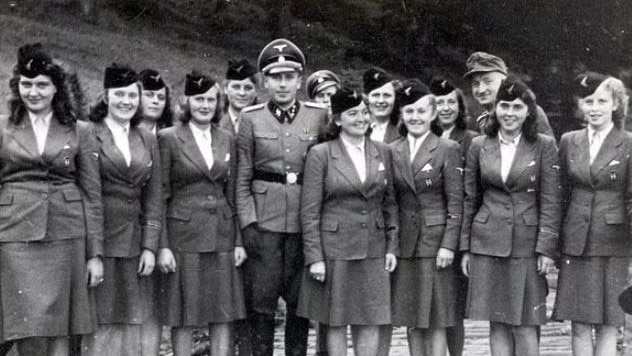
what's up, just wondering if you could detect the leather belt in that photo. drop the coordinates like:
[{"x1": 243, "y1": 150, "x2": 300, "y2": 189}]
[{"x1": 253, "y1": 170, "x2": 303, "y2": 185}]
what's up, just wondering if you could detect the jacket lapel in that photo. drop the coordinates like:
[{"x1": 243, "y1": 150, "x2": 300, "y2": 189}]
[
  {"x1": 127, "y1": 128, "x2": 152, "y2": 183},
  {"x1": 11, "y1": 115, "x2": 45, "y2": 163},
  {"x1": 384, "y1": 122, "x2": 400, "y2": 143},
  {"x1": 505, "y1": 137, "x2": 537, "y2": 189},
  {"x1": 331, "y1": 138, "x2": 365, "y2": 195},
  {"x1": 449, "y1": 127, "x2": 465, "y2": 145},
  {"x1": 41, "y1": 117, "x2": 73, "y2": 163},
  {"x1": 568, "y1": 129, "x2": 591, "y2": 185},
  {"x1": 208, "y1": 126, "x2": 230, "y2": 182},
  {"x1": 95, "y1": 121, "x2": 133, "y2": 181},
  {"x1": 591, "y1": 128, "x2": 624, "y2": 176},
  {"x1": 412, "y1": 133, "x2": 438, "y2": 175},
  {"x1": 363, "y1": 140, "x2": 381, "y2": 197},
  {"x1": 480, "y1": 136, "x2": 505, "y2": 189},
  {"x1": 177, "y1": 124, "x2": 214, "y2": 181},
  {"x1": 394, "y1": 139, "x2": 416, "y2": 192}
]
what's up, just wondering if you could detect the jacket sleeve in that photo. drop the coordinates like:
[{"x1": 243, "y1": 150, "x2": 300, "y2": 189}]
[
  {"x1": 440, "y1": 141, "x2": 464, "y2": 251},
  {"x1": 558, "y1": 134, "x2": 572, "y2": 222},
  {"x1": 460, "y1": 137, "x2": 483, "y2": 252},
  {"x1": 157, "y1": 131, "x2": 172, "y2": 250},
  {"x1": 225, "y1": 135, "x2": 243, "y2": 247},
  {"x1": 382, "y1": 147, "x2": 400, "y2": 256},
  {"x1": 236, "y1": 115, "x2": 257, "y2": 229},
  {"x1": 301, "y1": 146, "x2": 327, "y2": 266},
  {"x1": 140, "y1": 133, "x2": 163, "y2": 253},
  {"x1": 535, "y1": 135, "x2": 561, "y2": 259},
  {"x1": 77, "y1": 122, "x2": 104, "y2": 258}
]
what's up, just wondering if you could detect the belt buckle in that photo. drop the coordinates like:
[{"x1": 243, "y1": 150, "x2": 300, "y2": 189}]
[{"x1": 286, "y1": 172, "x2": 298, "y2": 184}]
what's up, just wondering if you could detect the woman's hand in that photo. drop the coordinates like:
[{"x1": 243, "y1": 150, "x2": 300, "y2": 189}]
[
  {"x1": 537, "y1": 254, "x2": 555, "y2": 275},
  {"x1": 310, "y1": 261, "x2": 326, "y2": 283},
  {"x1": 234, "y1": 247, "x2": 248, "y2": 267},
  {"x1": 436, "y1": 248, "x2": 455, "y2": 269},
  {"x1": 461, "y1": 252, "x2": 471, "y2": 277},
  {"x1": 138, "y1": 249, "x2": 156, "y2": 276},
  {"x1": 157, "y1": 248, "x2": 177, "y2": 273},
  {"x1": 86, "y1": 256, "x2": 104, "y2": 288},
  {"x1": 385, "y1": 253, "x2": 397, "y2": 272}
]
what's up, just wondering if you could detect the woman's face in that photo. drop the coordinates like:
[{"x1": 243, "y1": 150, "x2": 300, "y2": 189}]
[
  {"x1": 107, "y1": 83, "x2": 140, "y2": 123},
  {"x1": 495, "y1": 97, "x2": 529, "y2": 136},
  {"x1": 225, "y1": 78, "x2": 257, "y2": 111},
  {"x1": 314, "y1": 85, "x2": 338, "y2": 108},
  {"x1": 141, "y1": 88, "x2": 167, "y2": 121},
  {"x1": 188, "y1": 85, "x2": 220, "y2": 126},
  {"x1": 401, "y1": 95, "x2": 436, "y2": 137},
  {"x1": 19, "y1": 75, "x2": 57, "y2": 115},
  {"x1": 336, "y1": 102, "x2": 370, "y2": 139},
  {"x1": 367, "y1": 82, "x2": 395, "y2": 120},
  {"x1": 580, "y1": 83, "x2": 617, "y2": 130},
  {"x1": 435, "y1": 90, "x2": 459, "y2": 127}
]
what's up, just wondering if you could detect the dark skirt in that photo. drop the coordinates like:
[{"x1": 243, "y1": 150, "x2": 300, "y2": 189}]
[
  {"x1": 158, "y1": 251, "x2": 246, "y2": 326},
  {"x1": 93, "y1": 256, "x2": 153, "y2": 325},
  {"x1": 297, "y1": 257, "x2": 391, "y2": 327},
  {"x1": 466, "y1": 254, "x2": 548, "y2": 326},
  {"x1": 553, "y1": 255, "x2": 629, "y2": 326},
  {"x1": 391, "y1": 257, "x2": 457, "y2": 328},
  {"x1": 0, "y1": 238, "x2": 96, "y2": 341}
]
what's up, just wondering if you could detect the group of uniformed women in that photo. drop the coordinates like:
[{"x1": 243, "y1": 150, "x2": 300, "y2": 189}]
[{"x1": 0, "y1": 40, "x2": 629, "y2": 356}]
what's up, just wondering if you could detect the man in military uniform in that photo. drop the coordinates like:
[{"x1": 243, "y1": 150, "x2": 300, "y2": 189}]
[
  {"x1": 236, "y1": 38, "x2": 328, "y2": 356},
  {"x1": 464, "y1": 51, "x2": 554, "y2": 137}
]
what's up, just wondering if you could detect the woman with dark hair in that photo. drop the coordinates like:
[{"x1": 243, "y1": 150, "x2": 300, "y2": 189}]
[
  {"x1": 427, "y1": 76, "x2": 477, "y2": 356},
  {"x1": 83, "y1": 64, "x2": 163, "y2": 355},
  {"x1": 364, "y1": 68, "x2": 400, "y2": 144},
  {"x1": 0, "y1": 43, "x2": 103, "y2": 356},
  {"x1": 220, "y1": 59, "x2": 258, "y2": 135},
  {"x1": 389, "y1": 79, "x2": 462, "y2": 356},
  {"x1": 139, "y1": 68, "x2": 174, "y2": 133},
  {"x1": 158, "y1": 71, "x2": 246, "y2": 356},
  {"x1": 298, "y1": 86, "x2": 398, "y2": 356},
  {"x1": 460, "y1": 76, "x2": 560, "y2": 355},
  {"x1": 553, "y1": 72, "x2": 632, "y2": 356}
]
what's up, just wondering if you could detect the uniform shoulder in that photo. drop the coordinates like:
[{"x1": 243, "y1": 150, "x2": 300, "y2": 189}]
[
  {"x1": 439, "y1": 136, "x2": 461, "y2": 150},
  {"x1": 241, "y1": 103, "x2": 266, "y2": 114},
  {"x1": 213, "y1": 124, "x2": 235, "y2": 138},
  {"x1": 308, "y1": 141, "x2": 331, "y2": 156},
  {"x1": 560, "y1": 129, "x2": 583, "y2": 142},
  {"x1": 470, "y1": 134, "x2": 487, "y2": 146},
  {"x1": 387, "y1": 136, "x2": 406, "y2": 148},
  {"x1": 157, "y1": 125, "x2": 178, "y2": 140},
  {"x1": 302, "y1": 101, "x2": 328, "y2": 110},
  {"x1": 536, "y1": 132, "x2": 556, "y2": 145}
]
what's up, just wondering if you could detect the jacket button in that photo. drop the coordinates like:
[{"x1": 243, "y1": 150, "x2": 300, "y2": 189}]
[
  {"x1": 285, "y1": 149, "x2": 290, "y2": 153},
  {"x1": 41, "y1": 193, "x2": 48, "y2": 199},
  {"x1": 361, "y1": 210, "x2": 367, "y2": 215},
  {"x1": 361, "y1": 223, "x2": 367, "y2": 228},
  {"x1": 207, "y1": 195, "x2": 214, "y2": 200},
  {"x1": 285, "y1": 132, "x2": 290, "y2": 137}
]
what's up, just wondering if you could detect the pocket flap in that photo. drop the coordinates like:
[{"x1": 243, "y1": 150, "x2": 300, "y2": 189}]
[
  {"x1": 424, "y1": 213, "x2": 446, "y2": 226},
  {"x1": 605, "y1": 213, "x2": 625, "y2": 225},
  {"x1": 298, "y1": 134, "x2": 317, "y2": 141},
  {"x1": 321, "y1": 220, "x2": 339, "y2": 232},
  {"x1": 523, "y1": 214, "x2": 538, "y2": 226},
  {"x1": 167, "y1": 206, "x2": 192, "y2": 221},
  {"x1": 251, "y1": 181, "x2": 268, "y2": 194},
  {"x1": 63, "y1": 189, "x2": 82, "y2": 202},
  {"x1": 473, "y1": 211, "x2": 490, "y2": 223},
  {"x1": 0, "y1": 194, "x2": 13, "y2": 205},
  {"x1": 254, "y1": 132, "x2": 279, "y2": 139}
]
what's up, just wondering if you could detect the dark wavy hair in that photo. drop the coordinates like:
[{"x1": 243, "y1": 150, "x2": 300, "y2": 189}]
[
  {"x1": 88, "y1": 83, "x2": 143, "y2": 126},
  {"x1": 394, "y1": 94, "x2": 443, "y2": 138},
  {"x1": 438, "y1": 88, "x2": 468, "y2": 131},
  {"x1": 319, "y1": 112, "x2": 373, "y2": 143},
  {"x1": 9, "y1": 60, "x2": 85, "y2": 126},
  {"x1": 140, "y1": 85, "x2": 174, "y2": 129},
  {"x1": 178, "y1": 83, "x2": 223, "y2": 124},
  {"x1": 484, "y1": 88, "x2": 539, "y2": 142}
]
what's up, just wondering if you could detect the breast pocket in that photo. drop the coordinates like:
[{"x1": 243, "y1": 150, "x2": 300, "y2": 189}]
[
  {"x1": 254, "y1": 132, "x2": 279, "y2": 155},
  {"x1": 0, "y1": 194, "x2": 13, "y2": 219}
]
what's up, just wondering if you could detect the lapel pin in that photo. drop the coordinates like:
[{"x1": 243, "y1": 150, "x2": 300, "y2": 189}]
[
  {"x1": 64, "y1": 157, "x2": 70, "y2": 167},
  {"x1": 225, "y1": 153, "x2": 230, "y2": 162},
  {"x1": 528, "y1": 160, "x2": 536, "y2": 167},
  {"x1": 378, "y1": 162, "x2": 385, "y2": 171},
  {"x1": 611, "y1": 171, "x2": 617, "y2": 181},
  {"x1": 63, "y1": 144, "x2": 71, "y2": 150},
  {"x1": 530, "y1": 173, "x2": 536, "y2": 183},
  {"x1": 425, "y1": 178, "x2": 433, "y2": 186},
  {"x1": 91, "y1": 152, "x2": 99, "y2": 160},
  {"x1": 456, "y1": 167, "x2": 465, "y2": 175}
]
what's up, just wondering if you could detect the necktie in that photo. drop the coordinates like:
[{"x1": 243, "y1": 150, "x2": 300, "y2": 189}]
[{"x1": 589, "y1": 131, "x2": 599, "y2": 165}]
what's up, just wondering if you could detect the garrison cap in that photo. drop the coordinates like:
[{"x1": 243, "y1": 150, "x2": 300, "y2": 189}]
[
  {"x1": 226, "y1": 59, "x2": 257, "y2": 81},
  {"x1": 331, "y1": 86, "x2": 363, "y2": 115},
  {"x1": 185, "y1": 71, "x2": 216, "y2": 96},
  {"x1": 429, "y1": 76, "x2": 458, "y2": 96},
  {"x1": 258, "y1": 38, "x2": 305, "y2": 74},
  {"x1": 574, "y1": 71, "x2": 609, "y2": 98},
  {"x1": 397, "y1": 79, "x2": 432, "y2": 107},
  {"x1": 363, "y1": 67, "x2": 393, "y2": 94},
  {"x1": 139, "y1": 69, "x2": 166, "y2": 91},
  {"x1": 17, "y1": 43, "x2": 53, "y2": 79},
  {"x1": 619, "y1": 285, "x2": 632, "y2": 314},
  {"x1": 495, "y1": 76, "x2": 530, "y2": 102},
  {"x1": 104, "y1": 63, "x2": 138, "y2": 89},
  {"x1": 464, "y1": 51, "x2": 508, "y2": 79},
  {"x1": 306, "y1": 70, "x2": 341, "y2": 99}
]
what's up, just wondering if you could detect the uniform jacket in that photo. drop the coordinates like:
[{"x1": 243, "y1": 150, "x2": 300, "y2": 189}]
[
  {"x1": 390, "y1": 134, "x2": 463, "y2": 258},
  {"x1": 383, "y1": 122, "x2": 400, "y2": 144},
  {"x1": 460, "y1": 133, "x2": 560, "y2": 258},
  {"x1": 93, "y1": 121, "x2": 162, "y2": 258},
  {"x1": 0, "y1": 114, "x2": 103, "y2": 257},
  {"x1": 301, "y1": 138, "x2": 399, "y2": 265},
  {"x1": 159, "y1": 123, "x2": 241, "y2": 253},
  {"x1": 559, "y1": 127, "x2": 632, "y2": 257},
  {"x1": 236, "y1": 101, "x2": 328, "y2": 233},
  {"x1": 448, "y1": 126, "x2": 479, "y2": 164},
  {"x1": 219, "y1": 112, "x2": 237, "y2": 135},
  {"x1": 475, "y1": 105, "x2": 554, "y2": 138}
]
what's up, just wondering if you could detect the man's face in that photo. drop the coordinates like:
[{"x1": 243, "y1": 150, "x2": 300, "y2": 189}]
[
  {"x1": 263, "y1": 71, "x2": 301, "y2": 107},
  {"x1": 470, "y1": 71, "x2": 506, "y2": 107}
]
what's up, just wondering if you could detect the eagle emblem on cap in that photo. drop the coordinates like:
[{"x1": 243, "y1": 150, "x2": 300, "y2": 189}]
[
  {"x1": 122, "y1": 71, "x2": 130, "y2": 79},
  {"x1": 404, "y1": 87, "x2": 412, "y2": 96},
  {"x1": 150, "y1": 74, "x2": 161, "y2": 82},
  {"x1": 374, "y1": 73, "x2": 380, "y2": 80},
  {"x1": 580, "y1": 76, "x2": 588, "y2": 87},
  {"x1": 235, "y1": 65, "x2": 244, "y2": 73},
  {"x1": 195, "y1": 78, "x2": 204, "y2": 87},
  {"x1": 25, "y1": 59, "x2": 33, "y2": 71},
  {"x1": 317, "y1": 77, "x2": 325, "y2": 83},
  {"x1": 441, "y1": 80, "x2": 447, "y2": 88},
  {"x1": 351, "y1": 90, "x2": 358, "y2": 99},
  {"x1": 507, "y1": 85, "x2": 514, "y2": 94},
  {"x1": 273, "y1": 44, "x2": 287, "y2": 52}
]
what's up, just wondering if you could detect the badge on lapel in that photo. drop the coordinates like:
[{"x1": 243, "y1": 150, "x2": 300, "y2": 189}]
[
  {"x1": 64, "y1": 157, "x2": 71, "y2": 167},
  {"x1": 609, "y1": 159, "x2": 621, "y2": 166},
  {"x1": 225, "y1": 153, "x2": 231, "y2": 162},
  {"x1": 528, "y1": 160, "x2": 536, "y2": 167},
  {"x1": 63, "y1": 144, "x2": 71, "y2": 150},
  {"x1": 421, "y1": 163, "x2": 433, "y2": 172},
  {"x1": 378, "y1": 162, "x2": 385, "y2": 171}
]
